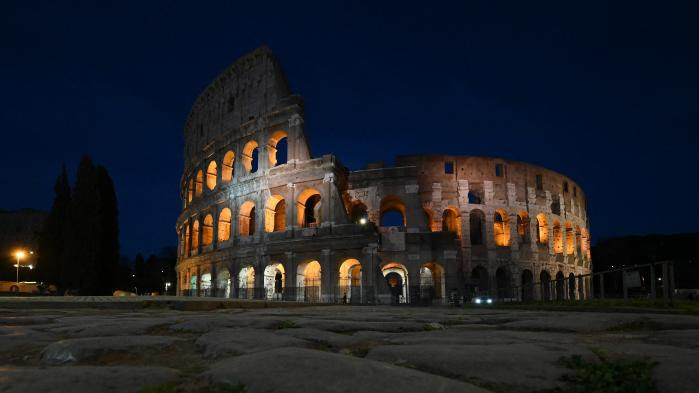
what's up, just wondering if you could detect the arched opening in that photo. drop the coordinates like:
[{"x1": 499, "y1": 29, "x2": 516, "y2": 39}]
[
  {"x1": 218, "y1": 208, "x2": 232, "y2": 242},
  {"x1": 217, "y1": 268, "x2": 231, "y2": 298},
  {"x1": 471, "y1": 265, "x2": 489, "y2": 297},
  {"x1": 555, "y1": 271, "x2": 565, "y2": 300},
  {"x1": 521, "y1": 269, "x2": 534, "y2": 301},
  {"x1": 267, "y1": 130, "x2": 288, "y2": 167},
  {"x1": 568, "y1": 273, "x2": 576, "y2": 300},
  {"x1": 222, "y1": 151, "x2": 235, "y2": 183},
  {"x1": 296, "y1": 260, "x2": 321, "y2": 302},
  {"x1": 187, "y1": 179, "x2": 193, "y2": 203},
  {"x1": 494, "y1": 209, "x2": 510, "y2": 246},
  {"x1": 496, "y1": 267, "x2": 512, "y2": 299},
  {"x1": 540, "y1": 270, "x2": 551, "y2": 300},
  {"x1": 189, "y1": 274, "x2": 197, "y2": 294},
  {"x1": 195, "y1": 170, "x2": 203, "y2": 197},
  {"x1": 191, "y1": 220, "x2": 200, "y2": 252},
  {"x1": 206, "y1": 161, "x2": 217, "y2": 190},
  {"x1": 202, "y1": 214, "x2": 214, "y2": 246},
  {"x1": 349, "y1": 202, "x2": 369, "y2": 224},
  {"x1": 382, "y1": 263, "x2": 409, "y2": 304},
  {"x1": 242, "y1": 140, "x2": 259, "y2": 173},
  {"x1": 536, "y1": 213, "x2": 548, "y2": 244},
  {"x1": 470, "y1": 209, "x2": 485, "y2": 245},
  {"x1": 184, "y1": 225, "x2": 190, "y2": 256},
  {"x1": 239, "y1": 201, "x2": 256, "y2": 236},
  {"x1": 297, "y1": 188, "x2": 321, "y2": 228},
  {"x1": 200, "y1": 272, "x2": 212, "y2": 296},
  {"x1": 339, "y1": 259, "x2": 362, "y2": 303},
  {"x1": 575, "y1": 225, "x2": 582, "y2": 256},
  {"x1": 379, "y1": 195, "x2": 406, "y2": 227},
  {"x1": 442, "y1": 208, "x2": 461, "y2": 238},
  {"x1": 565, "y1": 222, "x2": 574, "y2": 255},
  {"x1": 468, "y1": 191, "x2": 481, "y2": 204},
  {"x1": 264, "y1": 263, "x2": 285, "y2": 300},
  {"x1": 238, "y1": 266, "x2": 255, "y2": 299},
  {"x1": 264, "y1": 195, "x2": 286, "y2": 232},
  {"x1": 517, "y1": 212, "x2": 530, "y2": 243},
  {"x1": 553, "y1": 220, "x2": 563, "y2": 254},
  {"x1": 420, "y1": 262, "x2": 445, "y2": 303}
]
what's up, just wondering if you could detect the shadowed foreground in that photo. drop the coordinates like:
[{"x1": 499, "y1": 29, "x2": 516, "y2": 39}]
[{"x1": 1, "y1": 302, "x2": 698, "y2": 393}]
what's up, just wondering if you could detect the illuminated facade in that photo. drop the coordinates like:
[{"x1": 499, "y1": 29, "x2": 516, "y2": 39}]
[{"x1": 175, "y1": 47, "x2": 592, "y2": 303}]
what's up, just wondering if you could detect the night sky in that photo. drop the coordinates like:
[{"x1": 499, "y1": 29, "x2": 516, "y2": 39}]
[{"x1": 2, "y1": 1, "x2": 697, "y2": 258}]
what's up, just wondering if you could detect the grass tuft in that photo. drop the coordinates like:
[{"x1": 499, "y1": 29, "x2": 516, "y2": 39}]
[{"x1": 554, "y1": 351, "x2": 658, "y2": 393}]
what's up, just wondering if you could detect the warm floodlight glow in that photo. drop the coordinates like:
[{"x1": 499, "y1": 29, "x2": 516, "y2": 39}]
[{"x1": 15, "y1": 250, "x2": 25, "y2": 259}]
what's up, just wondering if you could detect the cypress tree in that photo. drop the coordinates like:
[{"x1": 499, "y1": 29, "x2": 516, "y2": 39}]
[
  {"x1": 61, "y1": 156, "x2": 99, "y2": 294},
  {"x1": 95, "y1": 165, "x2": 119, "y2": 294},
  {"x1": 37, "y1": 165, "x2": 71, "y2": 286}
]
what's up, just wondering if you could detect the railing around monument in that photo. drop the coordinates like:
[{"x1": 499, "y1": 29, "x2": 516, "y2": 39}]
[{"x1": 485, "y1": 260, "x2": 675, "y2": 303}]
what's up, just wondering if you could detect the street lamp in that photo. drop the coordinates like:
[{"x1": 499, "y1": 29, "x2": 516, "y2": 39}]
[
  {"x1": 14, "y1": 250, "x2": 25, "y2": 284},
  {"x1": 13, "y1": 250, "x2": 35, "y2": 284}
]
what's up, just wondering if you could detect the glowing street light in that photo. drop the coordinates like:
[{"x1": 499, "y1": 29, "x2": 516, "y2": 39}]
[
  {"x1": 14, "y1": 250, "x2": 32, "y2": 284},
  {"x1": 359, "y1": 218, "x2": 367, "y2": 225}
]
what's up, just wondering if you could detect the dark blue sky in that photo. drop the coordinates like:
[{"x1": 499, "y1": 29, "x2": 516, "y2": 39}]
[{"x1": 2, "y1": 1, "x2": 697, "y2": 257}]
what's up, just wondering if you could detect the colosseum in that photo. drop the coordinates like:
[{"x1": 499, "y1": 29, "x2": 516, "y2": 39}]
[{"x1": 175, "y1": 46, "x2": 592, "y2": 304}]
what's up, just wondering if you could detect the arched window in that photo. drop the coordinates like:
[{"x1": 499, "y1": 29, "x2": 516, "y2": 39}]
[
  {"x1": 195, "y1": 170, "x2": 203, "y2": 197},
  {"x1": 264, "y1": 195, "x2": 286, "y2": 232},
  {"x1": 202, "y1": 214, "x2": 213, "y2": 246},
  {"x1": 469, "y1": 209, "x2": 485, "y2": 245},
  {"x1": 496, "y1": 267, "x2": 511, "y2": 299},
  {"x1": 575, "y1": 225, "x2": 582, "y2": 255},
  {"x1": 267, "y1": 130, "x2": 288, "y2": 167},
  {"x1": 468, "y1": 191, "x2": 481, "y2": 204},
  {"x1": 218, "y1": 208, "x2": 231, "y2": 242},
  {"x1": 442, "y1": 208, "x2": 461, "y2": 238},
  {"x1": 565, "y1": 222, "x2": 574, "y2": 255},
  {"x1": 222, "y1": 151, "x2": 235, "y2": 183},
  {"x1": 553, "y1": 220, "x2": 563, "y2": 254},
  {"x1": 184, "y1": 224, "x2": 190, "y2": 255},
  {"x1": 242, "y1": 140, "x2": 259, "y2": 173},
  {"x1": 297, "y1": 188, "x2": 322, "y2": 228},
  {"x1": 339, "y1": 259, "x2": 362, "y2": 303},
  {"x1": 239, "y1": 201, "x2": 256, "y2": 236},
  {"x1": 206, "y1": 161, "x2": 217, "y2": 190},
  {"x1": 379, "y1": 195, "x2": 406, "y2": 227},
  {"x1": 187, "y1": 179, "x2": 193, "y2": 203},
  {"x1": 471, "y1": 265, "x2": 489, "y2": 296},
  {"x1": 517, "y1": 212, "x2": 529, "y2": 243},
  {"x1": 349, "y1": 202, "x2": 368, "y2": 224},
  {"x1": 297, "y1": 260, "x2": 321, "y2": 302},
  {"x1": 494, "y1": 210, "x2": 510, "y2": 246},
  {"x1": 191, "y1": 220, "x2": 200, "y2": 251},
  {"x1": 536, "y1": 213, "x2": 548, "y2": 244}
]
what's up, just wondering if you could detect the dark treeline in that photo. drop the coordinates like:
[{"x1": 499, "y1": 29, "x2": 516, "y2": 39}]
[
  {"x1": 116, "y1": 248, "x2": 177, "y2": 295},
  {"x1": 36, "y1": 156, "x2": 119, "y2": 295}
]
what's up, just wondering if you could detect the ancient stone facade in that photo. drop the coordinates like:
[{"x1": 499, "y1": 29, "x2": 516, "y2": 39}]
[{"x1": 175, "y1": 47, "x2": 592, "y2": 303}]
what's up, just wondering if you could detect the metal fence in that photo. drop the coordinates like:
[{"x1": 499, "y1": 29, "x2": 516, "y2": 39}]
[{"x1": 485, "y1": 260, "x2": 676, "y2": 303}]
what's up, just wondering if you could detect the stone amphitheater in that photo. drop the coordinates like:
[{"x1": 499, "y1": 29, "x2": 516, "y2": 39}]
[{"x1": 175, "y1": 46, "x2": 591, "y2": 304}]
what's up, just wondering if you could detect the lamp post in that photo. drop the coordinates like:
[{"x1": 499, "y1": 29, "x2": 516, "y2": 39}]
[
  {"x1": 13, "y1": 250, "x2": 33, "y2": 284},
  {"x1": 15, "y1": 250, "x2": 25, "y2": 284}
]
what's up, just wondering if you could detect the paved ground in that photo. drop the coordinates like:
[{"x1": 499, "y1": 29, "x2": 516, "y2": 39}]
[{"x1": 1, "y1": 299, "x2": 698, "y2": 392}]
